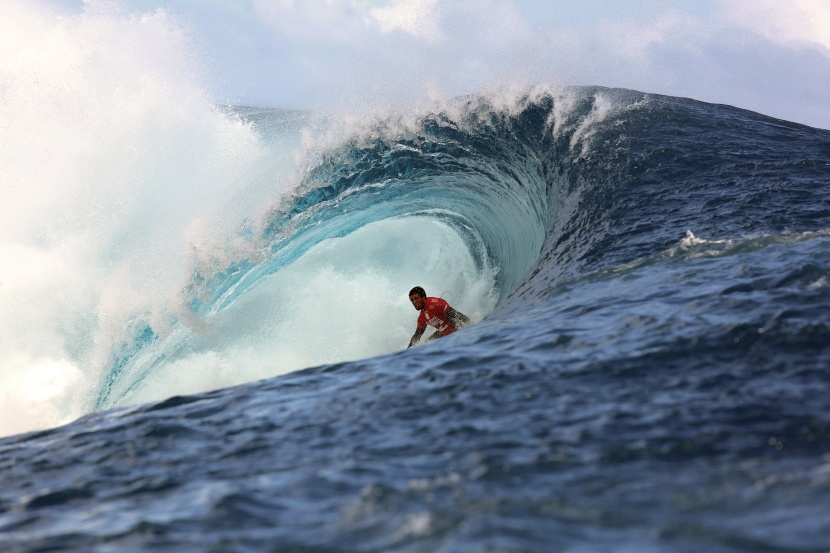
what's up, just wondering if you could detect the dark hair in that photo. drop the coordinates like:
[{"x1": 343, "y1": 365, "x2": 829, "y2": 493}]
[{"x1": 409, "y1": 286, "x2": 426, "y2": 298}]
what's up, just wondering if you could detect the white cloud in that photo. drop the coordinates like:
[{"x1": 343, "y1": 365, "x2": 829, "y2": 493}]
[
  {"x1": 593, "y1": 9, "x2": 704, "y2": 60},
  {"x1": 250, "y1": 0, "x2": 370, "y2": 43},
  {"x1": 38, "y1": 0, "x2": 830, "y2": 128},
  {"x1": 369, "y1": 0, "x2": 442, "y2": 42},
  {"x1": 248, "y1": 0, "x2": 446, "y2": 44},
  {"x1": 717, "y1": 0, "x2": 830, "y2": 50}
]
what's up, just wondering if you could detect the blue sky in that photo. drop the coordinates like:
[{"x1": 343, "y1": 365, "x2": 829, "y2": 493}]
[{"x1": 38, "y1": 0, "x2": 830, "y2": 128}]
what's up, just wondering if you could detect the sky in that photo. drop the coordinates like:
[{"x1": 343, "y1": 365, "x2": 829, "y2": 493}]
[{"x1": 33, "y1": 0, "x2": 830, "y2": 128}]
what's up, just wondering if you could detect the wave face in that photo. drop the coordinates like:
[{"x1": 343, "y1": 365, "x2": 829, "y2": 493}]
[{"x1": 2, "y1": 87, "x2": 830, "y2": 552}]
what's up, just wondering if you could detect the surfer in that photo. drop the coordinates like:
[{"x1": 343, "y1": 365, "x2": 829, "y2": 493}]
[{"x1": 407, "y1": 286, "x2": 470, "y2": 348}]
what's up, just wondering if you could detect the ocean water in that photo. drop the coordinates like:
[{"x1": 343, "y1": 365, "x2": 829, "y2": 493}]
[
  {"x1": 2, "y1": 9, "x2": 830, "y2": 549},
  {"x1": 2, "y1": 85, "x2": 829, "y2": 552}
]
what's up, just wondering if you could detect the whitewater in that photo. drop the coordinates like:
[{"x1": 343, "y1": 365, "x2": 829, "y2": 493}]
[{"x1": 1, "y1": 3, "x2": 829, "y2": 552}]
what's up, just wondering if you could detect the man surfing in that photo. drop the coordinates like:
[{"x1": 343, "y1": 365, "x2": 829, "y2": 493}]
[{"x1": 407, "y1": 286, "x2": 470, "y2": 348}]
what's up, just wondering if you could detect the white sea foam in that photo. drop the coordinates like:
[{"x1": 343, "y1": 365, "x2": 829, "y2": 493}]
[{"x1": 0, "y1": 1, "x2": 282, "y2": 436}]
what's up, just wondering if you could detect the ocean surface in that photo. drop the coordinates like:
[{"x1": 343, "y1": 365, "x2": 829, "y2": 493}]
[{"x1": 2, "y1": 86, "x2": 830, "y2": 552}]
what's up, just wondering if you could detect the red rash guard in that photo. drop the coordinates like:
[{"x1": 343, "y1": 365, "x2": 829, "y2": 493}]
[{"x1": 417, "y1": 297, "x2": 457, "y2": 336}]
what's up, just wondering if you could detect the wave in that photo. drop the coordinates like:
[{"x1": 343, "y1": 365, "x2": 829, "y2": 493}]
[
  {"x1": 91, "y1": 87, "x2": 633, "y2": 409},
  {"x1": 4, "y1": 4, "x2": 830, "y2": 550},
  {"x1": 96, "y1": 86, "x2": 830, "y2": 411}
]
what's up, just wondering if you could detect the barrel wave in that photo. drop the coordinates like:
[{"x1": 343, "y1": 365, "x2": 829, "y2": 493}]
[
  {"x1": 94, "y1": 88, "x2": 601, "y2": 408},
  {"x1": 2, "y1": 86, "x2": 830, "y2": 552}
]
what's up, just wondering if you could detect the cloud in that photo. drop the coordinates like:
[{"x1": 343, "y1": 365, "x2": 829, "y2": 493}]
[
  {"x1": 43, "y1": 0, "x2": 829, "y2": 128},
  {"x1": 593, "y1": 10, "x2": 705, "y2": 61},
  {"x1": 717, "y1": 0, "x2": 830, "y2": 50},
  {"x1": 250, "y1": 0, "x2": 370, "y2": 44},
  {"x1": 369, "y1": 0, "x2": 442, "y2": 42}
]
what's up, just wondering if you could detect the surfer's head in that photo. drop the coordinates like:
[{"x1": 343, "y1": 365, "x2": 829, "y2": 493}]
[{"x1": 408, "y1": 286, "x2": 426, "y2": 310}]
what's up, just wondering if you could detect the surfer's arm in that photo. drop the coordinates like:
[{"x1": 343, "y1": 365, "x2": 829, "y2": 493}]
[
  {"x1": 447, "y1": 307, "x2": 470, "y2": 328},
  {"x1": 408, "y1": 326, "x2": 426, "y2": 348}
]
